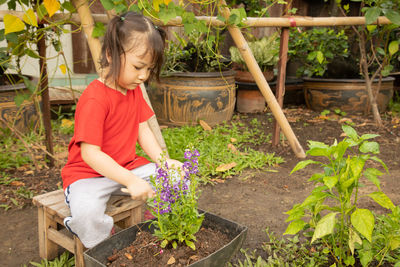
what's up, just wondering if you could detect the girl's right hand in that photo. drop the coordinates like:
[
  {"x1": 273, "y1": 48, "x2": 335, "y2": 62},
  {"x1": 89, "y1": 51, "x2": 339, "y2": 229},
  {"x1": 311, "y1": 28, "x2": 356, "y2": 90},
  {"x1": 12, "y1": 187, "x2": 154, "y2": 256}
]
[{"x1": 124, "y1": 178, "x2": 155, "y2": 201}]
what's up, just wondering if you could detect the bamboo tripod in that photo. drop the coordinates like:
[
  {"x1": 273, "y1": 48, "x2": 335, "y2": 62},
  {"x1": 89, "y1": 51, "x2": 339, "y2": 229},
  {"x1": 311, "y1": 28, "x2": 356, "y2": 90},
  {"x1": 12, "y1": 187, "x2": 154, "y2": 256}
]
[{"x1": 72, "y1": 0, "x2": 306, "y2": 158}]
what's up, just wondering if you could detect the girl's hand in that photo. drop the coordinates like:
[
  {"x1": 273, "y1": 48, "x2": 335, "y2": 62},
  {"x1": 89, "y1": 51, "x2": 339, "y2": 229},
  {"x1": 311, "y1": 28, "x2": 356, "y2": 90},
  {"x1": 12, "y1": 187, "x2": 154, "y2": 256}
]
[
  {"x1": 165, "y1": 158, "x2": 185, "y2": 180},
  {"x1": 165, "y1": 158, "x2": 183, "y2": 170},
  {"x1": 125, "y1": 178, "x2": 155, "y2": 201}
]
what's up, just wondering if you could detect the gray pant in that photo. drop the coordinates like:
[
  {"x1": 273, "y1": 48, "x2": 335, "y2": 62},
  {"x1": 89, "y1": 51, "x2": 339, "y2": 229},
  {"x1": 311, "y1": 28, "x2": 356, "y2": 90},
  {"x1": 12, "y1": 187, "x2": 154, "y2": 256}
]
[{"x1": 63, "y1": 163, "x2": 156, "y2": 248}]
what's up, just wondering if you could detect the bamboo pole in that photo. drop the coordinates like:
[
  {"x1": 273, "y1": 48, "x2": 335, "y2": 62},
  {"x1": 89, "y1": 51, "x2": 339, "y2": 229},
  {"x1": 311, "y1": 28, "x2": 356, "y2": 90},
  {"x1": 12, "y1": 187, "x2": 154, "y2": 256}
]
[
  {"x1": 71, "y1": 0, "x2": 102, "y2": 73},
  {"x1": 220, "y1": 0, "x2": 306, "y2": 158},
  {"x1": 70, "y1": 2, "x2": 169, "y2": 155},
  {"x1": 272, "y1": 27, "x2": 290, "y2": 146},
  {"x1": 0, "y1": 11, "x2": 393, "y2": 27}
]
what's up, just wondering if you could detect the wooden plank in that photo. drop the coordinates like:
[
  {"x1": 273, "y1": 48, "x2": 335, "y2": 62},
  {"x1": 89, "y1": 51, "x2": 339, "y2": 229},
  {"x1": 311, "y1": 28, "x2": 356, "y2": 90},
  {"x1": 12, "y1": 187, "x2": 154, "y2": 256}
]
[
  {"x1": 37, "y1": 207, "x2": 46, "y2": 259},
  {"x1": 48, "y1": 228, "x2": 75, "y2": 253},
  {"x1": 32, "y1": 189, "x2": 64, "y2": 207},
  {"x1": 74, "y1": 236, "x2": 86, "y2": 267},
  {"x1": 44, "y1": 213, "x2": 59, "y2": 259}
]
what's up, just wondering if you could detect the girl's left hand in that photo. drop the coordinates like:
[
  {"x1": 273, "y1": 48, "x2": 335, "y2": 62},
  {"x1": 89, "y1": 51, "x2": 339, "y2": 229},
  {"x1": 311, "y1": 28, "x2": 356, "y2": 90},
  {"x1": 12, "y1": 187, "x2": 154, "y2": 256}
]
[{"x1": 165, "y1": 158, "x2": 184, "y2": 179}]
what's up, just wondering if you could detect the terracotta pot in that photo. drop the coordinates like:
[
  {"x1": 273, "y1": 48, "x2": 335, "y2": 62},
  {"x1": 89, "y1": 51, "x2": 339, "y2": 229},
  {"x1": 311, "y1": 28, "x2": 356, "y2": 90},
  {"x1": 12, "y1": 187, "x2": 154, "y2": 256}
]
[
  {"x1": 148, "y1": 70, "x2": 236, "y2": 126},
  {"x1": 234, "y1": 70, "x2": 274, "y2": 83},
  {"x1": 235, "y1": 79, "x2": 304, "y2": 113},
  {"x1": 303, "y1": 77, "x2": 394, "y2": 113}
]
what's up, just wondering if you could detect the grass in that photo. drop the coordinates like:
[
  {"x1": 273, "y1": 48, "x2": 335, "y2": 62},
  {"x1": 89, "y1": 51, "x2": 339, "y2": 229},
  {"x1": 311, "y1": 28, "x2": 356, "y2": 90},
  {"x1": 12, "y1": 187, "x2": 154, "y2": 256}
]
[{"x1": 156, "y1": 118, "x2": 284, "y2": 183}]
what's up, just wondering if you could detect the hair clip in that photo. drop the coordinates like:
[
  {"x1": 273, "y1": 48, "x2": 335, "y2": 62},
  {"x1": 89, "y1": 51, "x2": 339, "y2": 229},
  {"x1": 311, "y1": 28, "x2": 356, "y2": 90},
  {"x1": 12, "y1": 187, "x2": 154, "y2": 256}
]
[{"x1": 120, "y1": 16, "x2": 125, "y2": 21}]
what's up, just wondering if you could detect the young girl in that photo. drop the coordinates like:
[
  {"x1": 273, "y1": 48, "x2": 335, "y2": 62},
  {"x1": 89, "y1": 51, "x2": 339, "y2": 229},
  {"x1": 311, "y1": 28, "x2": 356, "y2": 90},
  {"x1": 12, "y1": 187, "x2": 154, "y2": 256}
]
[{"x1": 61, "y1": 11, "x2": 182, "y2": 249}]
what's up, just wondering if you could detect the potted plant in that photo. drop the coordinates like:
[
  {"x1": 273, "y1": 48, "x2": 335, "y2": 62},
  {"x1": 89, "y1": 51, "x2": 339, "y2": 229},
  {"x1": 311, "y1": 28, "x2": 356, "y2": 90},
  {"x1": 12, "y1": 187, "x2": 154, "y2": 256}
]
[
  {"x1": 229, "y1": 33, "x2": 304, "y2": 112},
  {"x1": 147, "y1": 27, "x2": 237, "y2": 126},
  {"x1": 84, "y1": 148, "x2": 248, "y2": 266},
  {"x1": 288, "y1": 26, "x2": 395, "y2": 115},
  {"x1": 229, "y1": 33, "x2": 280, "y2": 83}
]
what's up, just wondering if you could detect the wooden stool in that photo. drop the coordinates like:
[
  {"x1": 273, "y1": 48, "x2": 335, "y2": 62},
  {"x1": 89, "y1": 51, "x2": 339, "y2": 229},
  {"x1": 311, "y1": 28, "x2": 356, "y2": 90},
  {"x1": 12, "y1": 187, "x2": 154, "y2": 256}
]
[{"x1": 32, "y1": 189, "x2": 143, "y2": 267}]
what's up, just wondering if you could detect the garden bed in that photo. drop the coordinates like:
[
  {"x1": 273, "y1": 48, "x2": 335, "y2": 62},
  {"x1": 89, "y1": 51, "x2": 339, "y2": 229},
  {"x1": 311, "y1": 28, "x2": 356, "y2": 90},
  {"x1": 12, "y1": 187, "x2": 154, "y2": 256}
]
[{"x1": 0, "y1": 106, "x2": 399, "y2": 266}]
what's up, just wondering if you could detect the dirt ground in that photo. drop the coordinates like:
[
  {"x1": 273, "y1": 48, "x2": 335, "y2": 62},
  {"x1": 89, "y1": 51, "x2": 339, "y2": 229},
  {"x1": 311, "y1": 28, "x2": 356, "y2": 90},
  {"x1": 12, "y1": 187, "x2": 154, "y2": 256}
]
[{"x1": 1, "y1": 106, "x2": 400, "y2": 267}]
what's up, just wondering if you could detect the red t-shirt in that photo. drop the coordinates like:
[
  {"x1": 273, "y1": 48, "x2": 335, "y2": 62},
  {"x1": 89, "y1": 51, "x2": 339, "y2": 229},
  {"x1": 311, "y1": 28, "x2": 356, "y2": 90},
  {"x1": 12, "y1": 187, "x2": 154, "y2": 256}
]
[{"x1": 61, "y1": 80, "x2": 155, "y2": 189}]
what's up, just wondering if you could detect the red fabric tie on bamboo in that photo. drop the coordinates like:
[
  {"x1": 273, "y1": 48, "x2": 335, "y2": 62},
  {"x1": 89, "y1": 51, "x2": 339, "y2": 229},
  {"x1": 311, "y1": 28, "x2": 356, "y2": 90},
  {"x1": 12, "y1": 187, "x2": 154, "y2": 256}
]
[{"x1": 289, "y1": 17, "x2": 296, "y2": 27}]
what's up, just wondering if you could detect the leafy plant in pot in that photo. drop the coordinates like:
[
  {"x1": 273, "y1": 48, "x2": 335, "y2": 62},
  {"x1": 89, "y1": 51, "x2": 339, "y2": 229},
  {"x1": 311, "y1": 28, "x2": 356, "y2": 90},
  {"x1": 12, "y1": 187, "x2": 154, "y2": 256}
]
[
  {"x1": 84, "y1": 148, "x2": 248, "y2": 267},
  {"x1": 287, "y1": 26, "x2": 394, "y2": 115},
  {"x1": 112, "y1": 0, "x2": 237, "y2": 126},
  {"x1": 337, "y1": 0, "x2": 400, "y2": 126},
  {"x1": 149, "y1": 27, "x2": 236, "y2": 126},
  {"x1": 289, "y1": 3, "x2": 399, "y2": 121},
  {"x1": 229, "y1": 33, "x2": 280, "y2": 113}
]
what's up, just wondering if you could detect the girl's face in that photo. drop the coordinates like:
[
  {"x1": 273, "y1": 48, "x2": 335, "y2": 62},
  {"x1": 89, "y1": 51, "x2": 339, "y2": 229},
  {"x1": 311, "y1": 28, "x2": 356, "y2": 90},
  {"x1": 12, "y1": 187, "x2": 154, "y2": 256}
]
[{"x1": 117, "y1": 46, "x2": 154, "y2": 94}]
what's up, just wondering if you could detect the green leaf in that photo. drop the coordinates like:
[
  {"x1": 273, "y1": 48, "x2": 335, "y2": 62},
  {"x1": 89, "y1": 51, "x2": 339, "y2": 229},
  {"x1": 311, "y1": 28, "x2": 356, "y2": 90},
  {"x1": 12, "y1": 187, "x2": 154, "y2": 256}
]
[
  {"x1": 301, "y1": 191, "x2": 327, "y2": 208},
  {"x1": 283, "y1": 219, "x2": 307, "y2": 235},
  {"x1": 363, "y1": 168, "x2": 382, "y2": 190},
  {"x1": 390, "y1": 237, "x2": 400, "y2": 250},
  {"x1": 61, "y1": 1, "x2": 75, "y2": 12},
  {"x1": 25, "y1": 49, "x2": 40, "y2": 59},
  {"x1": 389, "y1": 40, "x2": 399, "y2": 56},
  {"x1": 384, "y1": 10, "x2": 400, "y2": 25},
  {"x1": 160, "y1": 239, "x2": 168, "y2": 248},
  {"x1": 342, "y1": 125, "x2": 358, "y2": 140},
  {"x1": 349, "y1": 228, "x2": 362, "y2": 255},
  {"x1": 359, "y1": 248, "x2": 373, "y2": 266},
  {"x1": 92, "y1": 22, "x2": 106, "y2": 38},
  {"x1": 370, "y1": 156, "x2": 388, "y2": 172},
  {"x1": 100, "y1": 0, "x2": 114, "y2": 10},
  {"x1": 365, "y1": 6, "x2": 381, "y2": 25},
  {"x1": 159, "y1": 5, "x2": 177, "y2": 24},
  {"x1": 323, "y1": 175, "x2": 338, "y2": 189},
  {"x1": 351, "y1": 209, "x2": 374, "y2": 242},
  {"x1": 285, "y1": 208, "x2": 304, "y2": 222},
  {"x1": 311, "y1": 212, "x2": 337, "y2": 243},
  {"x1": 185, "y1": 240, "x2": 196, "y2": 250},
  {"x1": 360, "y1": 133, "x2": 379, "y2": 140},
  {"x1": 359, "y1": 141, "x2": 379, "y2": 154},
  {"x1": 290, "y1": 160, "x2": 318, "y2": 174},
  {"x1": 14, "y1": 94, "x2": 26, "y2": 107},
  {"x1": 308, "y1": 173, "x2": 324, "y2": 182},
  {"x1": 350, "y1": 157, "x2": 366, "y2": 179},
  {"x1": 316, "y1": 51, "x2": 324, "y2": 64},
  {"x1": 368, "y1": 192, "x2": 395, "y2": 210}
]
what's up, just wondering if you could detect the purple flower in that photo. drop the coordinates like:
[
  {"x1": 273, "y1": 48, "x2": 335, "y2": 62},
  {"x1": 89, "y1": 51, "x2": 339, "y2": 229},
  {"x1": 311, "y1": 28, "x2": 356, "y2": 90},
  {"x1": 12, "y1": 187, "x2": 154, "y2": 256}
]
[{"x1": 153, "y1": 148, "x2": 200, "y2": 215}]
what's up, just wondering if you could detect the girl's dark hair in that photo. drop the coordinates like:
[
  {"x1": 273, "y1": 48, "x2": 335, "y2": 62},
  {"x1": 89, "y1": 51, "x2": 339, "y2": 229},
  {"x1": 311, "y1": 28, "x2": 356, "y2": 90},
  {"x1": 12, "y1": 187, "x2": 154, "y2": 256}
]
[{"x1": 100, "y1": 12, "x2": 166, "y2": 85}]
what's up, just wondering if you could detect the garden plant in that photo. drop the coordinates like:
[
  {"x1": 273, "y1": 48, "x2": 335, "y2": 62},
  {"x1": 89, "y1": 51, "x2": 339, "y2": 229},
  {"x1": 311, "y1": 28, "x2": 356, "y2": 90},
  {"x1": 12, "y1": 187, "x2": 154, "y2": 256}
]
[
  {"x1": 149, "y1": 147, "x2": 204, "y2": 250},
  {"x1": 284, "y1": 125, "x2": 400, "y2": 266}
]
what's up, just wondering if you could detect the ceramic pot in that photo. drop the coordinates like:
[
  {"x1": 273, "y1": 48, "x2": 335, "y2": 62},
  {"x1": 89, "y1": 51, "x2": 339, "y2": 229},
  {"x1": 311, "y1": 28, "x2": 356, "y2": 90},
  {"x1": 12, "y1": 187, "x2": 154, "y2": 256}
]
[
  {"x1": 303, "y1": 77, "x2": 395, "y2": 113},
  {"x1": 148, "y1": 70, "x2": 236, "y2": 126}
]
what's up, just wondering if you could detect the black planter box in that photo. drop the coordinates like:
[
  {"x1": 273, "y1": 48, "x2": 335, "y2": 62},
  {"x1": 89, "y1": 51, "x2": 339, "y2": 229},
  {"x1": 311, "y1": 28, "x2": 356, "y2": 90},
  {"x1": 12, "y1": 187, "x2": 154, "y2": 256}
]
[{"x1": 84, "y1": 210, "x2": 248, "y2": 267}]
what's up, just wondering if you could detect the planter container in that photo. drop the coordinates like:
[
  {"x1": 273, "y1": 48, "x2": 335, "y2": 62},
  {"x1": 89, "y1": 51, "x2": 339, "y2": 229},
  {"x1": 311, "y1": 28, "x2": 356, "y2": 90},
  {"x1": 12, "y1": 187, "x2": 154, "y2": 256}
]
[
  {"x1": 84, "y1": 210, "x2": 248, "y2": 267},
  {"x1": 236, "y1": 78, "x2": 304, "y2": 113},
  {"x1": 147, "y1": 70, "x2": 236, "y2": 126},
  {"x1": 0, "y1": 74, "x2": 39, "y2": 131},
  {"x1": 303, "y1": 77, "x2": 394, "y2": 113}
]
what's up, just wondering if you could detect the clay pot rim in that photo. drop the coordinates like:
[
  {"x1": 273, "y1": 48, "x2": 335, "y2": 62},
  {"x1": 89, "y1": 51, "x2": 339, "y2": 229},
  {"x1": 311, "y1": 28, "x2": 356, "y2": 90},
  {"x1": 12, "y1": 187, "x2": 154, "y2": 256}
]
[
  {"x1": 161, "y1": 70, "x2": 236, "y2": 78},
  {"x1": 303, "y1": 77, "x2": 395, "y2": 83}
]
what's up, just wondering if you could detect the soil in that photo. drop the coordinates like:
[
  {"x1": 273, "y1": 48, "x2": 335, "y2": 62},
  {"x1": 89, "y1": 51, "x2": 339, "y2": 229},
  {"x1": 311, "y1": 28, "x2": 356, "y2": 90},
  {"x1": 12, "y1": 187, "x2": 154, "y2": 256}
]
[
  {"x1": 107, "y1": 226, "x2": 230, "y2": 267},
  {"x1": 1, "y1": 105, "x2": 400, "y2": 266}
]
